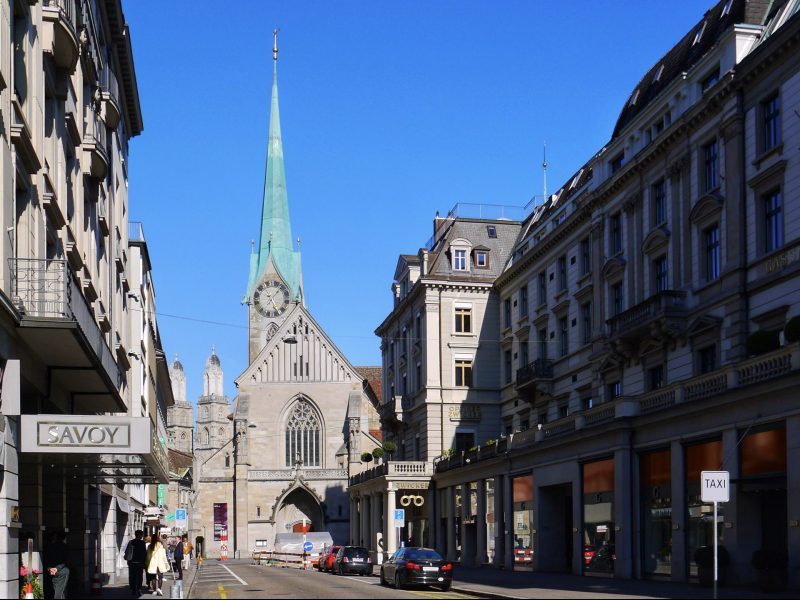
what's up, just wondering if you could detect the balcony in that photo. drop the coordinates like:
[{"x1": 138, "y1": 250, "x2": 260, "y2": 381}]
[
  {"x1": 42, "y1": 0, "x2": 79, "y2": 71},
  {"x1": 515, "y1": 358, "x2": 554, "y2": 400},
  {"x1": 100, "y1": 67, "x2": 121, "y2": 130},
  {"x1": 9, "y1": 258, "x2": 125, "y2": 413},
  {"x1": 10, "y1": 99, "x2": 41, "y2": 176},
  {"x1": 378, "y1": 396, "x2": 404, "y2": 427},
  {"x1": 83, "y1": 109, "x2": 109, "y2": 180},
  {"x1": 349, "y1": 461, "x2": 433, "y2": 487},
  {"x1": 606, "y1": 290, "x2": 687, "y2": 342}
]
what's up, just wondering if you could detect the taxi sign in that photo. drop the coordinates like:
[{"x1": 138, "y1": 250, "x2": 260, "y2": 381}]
[{"x1": 701, "y1": 470, "x2": 729, "y2": 503}]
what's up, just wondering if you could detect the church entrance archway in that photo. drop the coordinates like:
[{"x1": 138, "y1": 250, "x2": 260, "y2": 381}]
[{"x1": 276, "y1": 488, "x2": 325, "y2": 534}]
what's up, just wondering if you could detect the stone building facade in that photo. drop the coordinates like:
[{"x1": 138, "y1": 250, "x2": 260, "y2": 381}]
[{"x1": 355, "y1": 0, "x2": 800, "y2": 591}]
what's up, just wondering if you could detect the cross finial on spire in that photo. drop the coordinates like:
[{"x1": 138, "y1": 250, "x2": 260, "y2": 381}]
[
  {"x1": 211, "y1": 344, "x2": 216, "y2": 355},
  {"x1": 273, "y1": 28, "x2": 279, "y2": 61},
  {"x1": 251, "y1": 239, "x2": 255, "y2": 253},
  {"x1": 297, "y1": 237, "x2": 301, "y2": 250}
]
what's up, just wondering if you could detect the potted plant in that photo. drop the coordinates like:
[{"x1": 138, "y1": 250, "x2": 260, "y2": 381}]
[
  {"x1": 751, "y1": 549, "x2": 788, "y2": 592},
  {"x1": 694, "y1": 545, "x2": 729, "y2": 587},
  {"x1": 382, "y1": 441, "x2": 397, "y2": 460},
  {"x1": 360, "y1": 452, "x2": 373, "y2": 463},
  {"x1": 372, "y1": 447, "x2": 385, "y2": 463}
]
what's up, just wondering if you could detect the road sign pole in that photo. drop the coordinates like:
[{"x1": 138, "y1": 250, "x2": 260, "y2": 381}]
[{"x1": 713, "y1": 500, "x2": 718, "y2": 600}]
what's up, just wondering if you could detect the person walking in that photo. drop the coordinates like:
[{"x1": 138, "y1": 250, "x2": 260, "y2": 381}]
[
  {"x1": 44, "y1": 530, "x2": 70, "y2": 600},
  {"x1": 180, "y1": 535, "x2": 193, "y2": 571},
  {"x1": 124, "y1": 530, "x2": 147, "y2": 595},
  {"x1": 145, "y1": 536, "x2": 170, "y2": 596}
]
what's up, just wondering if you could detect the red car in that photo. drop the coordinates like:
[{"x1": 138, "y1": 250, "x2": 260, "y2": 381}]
[{"x1": 317, "y1": 545, "x2": 342, "y2": 572}]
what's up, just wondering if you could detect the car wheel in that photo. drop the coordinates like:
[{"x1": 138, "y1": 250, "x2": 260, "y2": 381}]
[
  {"x1": 394, "y1": 572, "x2": 403, "y2": 590},
  {"x1": 440, "y1": 582, "x2": 452, "y2": 592}
]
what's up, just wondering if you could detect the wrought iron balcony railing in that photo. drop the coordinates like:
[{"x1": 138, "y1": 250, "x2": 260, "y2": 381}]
[
  {"x1": 606, "y1": 290, "x2": 687, "y2": 338},
  {"x1": 516, "y1": 358, "x2": 554, "y2": 388}
]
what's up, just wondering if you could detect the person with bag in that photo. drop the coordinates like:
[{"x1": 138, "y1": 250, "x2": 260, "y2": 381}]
[
  {"x1": 124, "y1": 530, "x2": 147, "y2": 594},
  {"x1": 44, "y1": 530, "x2": 70, "y2": 600},
  {"x1": 180, "y1": 535, "x2": 193, "y2": 571},
  {"x1": 146, "y1": 536, "x2": 170, "y2": 596}
]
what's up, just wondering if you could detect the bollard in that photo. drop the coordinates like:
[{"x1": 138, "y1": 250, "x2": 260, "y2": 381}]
[{"x1": 171, "y1": 579, "x2": 183, "y2": 599}]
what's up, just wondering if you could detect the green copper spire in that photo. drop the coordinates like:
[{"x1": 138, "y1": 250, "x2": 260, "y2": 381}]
[{"x1": 247, "y1": 29, "x2": 302, "y2": 302}]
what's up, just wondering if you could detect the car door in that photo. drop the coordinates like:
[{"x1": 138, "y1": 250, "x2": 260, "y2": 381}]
[{"x1": 387, "y1": 549, "x2": 403, "y2": 580}]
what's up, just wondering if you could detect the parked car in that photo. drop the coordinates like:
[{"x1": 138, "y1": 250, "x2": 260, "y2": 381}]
[
  {"x1": 586, "y1": 544, "x2": 616, "y2": 572},
  {"x1": 380, "y1": 547, "x2": 453, "y2": 591},
  {"x1": 332, "y1": 546, "x2": 372, "y2": 576},
  {"x1": 583, "y1": 544, "x2": 596, "y2": 566},
  {"x1": 316, "y1": 545, "x2": 342, "y2": 572}
]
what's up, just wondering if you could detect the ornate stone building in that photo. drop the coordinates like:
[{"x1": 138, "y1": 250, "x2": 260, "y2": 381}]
[
  {"x1": 193, "y1": 35, "x2": 379, "y2": 557},
  {"x1": 168, "y1": 356, "x2": 194, "y2": 454}
]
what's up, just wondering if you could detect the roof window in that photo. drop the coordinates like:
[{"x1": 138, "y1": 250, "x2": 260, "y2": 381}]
[
  {"x1": 652, "y1": 64, "x2": 664, "y2": 84},
  {"x1": 693, "y1": 21, "x2": 707, "y2": 46},
  {"x1": 720, "y1": 0, "x2": 733, "y2": 18},
  {"x1": 628, "y1": 89, "x2": 640, "y2": 107},
  {"x1": 487, "y1": 225, "x2": 497, "y2": 238}
]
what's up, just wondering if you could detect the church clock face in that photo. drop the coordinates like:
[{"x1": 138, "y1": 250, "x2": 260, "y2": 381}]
[{"x1": 254, "y1": 279, "x2": 291, "y2": 318}]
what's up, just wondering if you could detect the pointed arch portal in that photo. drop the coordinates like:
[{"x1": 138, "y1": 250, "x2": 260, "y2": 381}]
[{"x1": 275, "y1": 488, "x2": 325, "y2": 535}]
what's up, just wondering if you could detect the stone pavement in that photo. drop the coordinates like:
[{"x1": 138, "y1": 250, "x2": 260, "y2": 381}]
[
  {"x1": 97, "y1": 562, "x2": 197, "y2": 599},
  {"x1": 447, "y1": 566, "x2": 798, "y2": 599}
]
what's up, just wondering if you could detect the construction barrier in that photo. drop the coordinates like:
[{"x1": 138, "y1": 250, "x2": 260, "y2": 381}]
[
  {"x1": 253, "y1": 551, "x2": 316, "y2": 569},
  {"x1": 219, "y1": 543, "x2": 228, "y2": 561}
]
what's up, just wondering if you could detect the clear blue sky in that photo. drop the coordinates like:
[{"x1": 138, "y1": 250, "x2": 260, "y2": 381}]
[{"x1": 123, "y1": 0, "x2": 712, "y2": 403}]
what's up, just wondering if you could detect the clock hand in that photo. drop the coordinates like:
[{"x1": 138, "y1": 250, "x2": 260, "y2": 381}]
[{"x1": 271, "y1": 297, "x2": 279, "y2": 310}]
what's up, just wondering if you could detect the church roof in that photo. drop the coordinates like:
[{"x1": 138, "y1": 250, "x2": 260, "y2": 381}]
[
  {"x1": 168, "y1": 448, "x2": 193, "y2": 477},
  {"x1": 354, "y1": 366, "x2": 382, "y2": 403},
  {"x1": 247, "y1": 43, "x2": 303, "y2": 302}
]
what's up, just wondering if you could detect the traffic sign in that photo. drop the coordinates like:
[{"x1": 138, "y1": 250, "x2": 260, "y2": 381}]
[
  {"x1": 303, "y1": 540, "x2": 313, "y2": 553},
  {"x1": 701, "y1": 471, "x2": 729, "y2": 503},
  {"x1": 394, "y1": 508, "x2": 405, "y2": 528},
  {"x1": 175, "y1": 509, "x2": 187, "y2": 529}
]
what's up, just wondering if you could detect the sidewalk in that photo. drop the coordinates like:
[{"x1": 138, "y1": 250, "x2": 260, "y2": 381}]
[
  {"x1": 99, "y1": 563, "x2": 197, "y2": 599},
  {"x1": 448, "y1": 566, "x2": 798, "y2": 599}
]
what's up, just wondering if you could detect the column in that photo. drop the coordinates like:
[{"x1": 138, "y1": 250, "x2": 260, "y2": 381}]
[
  {"x1": 353, "y1": 496, "x2": 361, "y2": 547},
  {"x1": 360, "y1": 495, "x2": 369, "y2": 547},
  {"x1": 787, "y1": 416, "x2": 800, "y2": 590},
  {"x1": 670, "y1": 440, "x2": 687, "y2": 582},
  {"x1": 371, "y1": 492, "x2": 383, "y2": 559},
  {"x1": 476, "y1": 479, "x2": 487, "y2": 565},
  {"x1": 503, "y1": 475, "x2": 514, "y2": 570},
  {"x1": 385, "y1": 487, "x2": 397, "y2": 555},
  {"x1": 614, "y1": 445, "x2": 633, "y2": 578},
  {"x1": 349, "y1": 497, "x2": 357, "y2": 545},
  {"x1": 493, "y1": 476, "x2": 504, "y2": 567},
  {"x1": 722, "y1": 428, "x2": 743, "y2": 583},
  {"x1": 445, "y1": 487, "x2": 456, "y2": 562},
  {"x1": 459, "y1": 484, "x2": 470, "y2": 565},
  {"x1": 434, "y1": 488, "x2": 444, "y2": 556}
]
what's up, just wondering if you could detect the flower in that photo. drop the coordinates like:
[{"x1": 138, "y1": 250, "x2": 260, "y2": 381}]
[{"x1": 19, "y1": 566, "x2": 27, "y2": 577}]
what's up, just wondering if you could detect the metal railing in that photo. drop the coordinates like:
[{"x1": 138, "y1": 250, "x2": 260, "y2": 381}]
[
  {"x1": 129, "y1": 221, "x2": 145, "y2": 242},
  {"x1": 101, "y1": 65, "x2": 120, "y2": 103},
  {"x1": 606, "y1": 290, "x2": 687, "y2": 337},
  {"x1": 349, "y1": 461, "x2": 432, "y2": 486},
  {"x1": 44, "y1": 0, "x2": 77, "y2": 31},
  {"x1": 424, "y1": 202, "x2": 526, "y2": 250},
  {"x1": 516, "y1": 358, "x2": 554, "y2": 387}
]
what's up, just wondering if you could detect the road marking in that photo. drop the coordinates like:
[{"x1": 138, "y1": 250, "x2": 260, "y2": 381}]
[
  {"x1": 217, "y1": 584, "x2": 227, "y2": 599},
  {"x1": 220, "y1": 563, "x2": 248, "y2": 585}
]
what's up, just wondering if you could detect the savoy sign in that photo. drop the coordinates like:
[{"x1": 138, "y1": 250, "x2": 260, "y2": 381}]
[{"x1": 21, "y1": 415, "x2": 150, "y2": 454}]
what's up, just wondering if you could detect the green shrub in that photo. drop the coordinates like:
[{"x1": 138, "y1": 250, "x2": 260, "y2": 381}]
[
  {"x1": 360, "y1": 452, "x2": 373, "y2": 463},
  {"x1": 746, "y1": 330, "x2": 780, "y2": 356},
  {"x1": 784, "y1": 316, "x2": 800, "y2": 343},
  {"x1": 467, "y1": 445, "x2": 479, "y2": 453},
  {"x1": 372, "y1": 447, "x2": 385, "y2": 460},
  {"x1": 442, "y1": 448, "x2": 457, "y2": 459},
  {"x1": 484, "y1": 439, "x2": 497, "y2": 446},
  {"x1": 382, "y1": 440, "x2": 397, "y2": 454}
]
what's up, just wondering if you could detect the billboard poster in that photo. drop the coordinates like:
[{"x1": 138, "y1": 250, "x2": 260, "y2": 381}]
[{"x1": 213, "y1": 503, "x2": 228, "y2": 541}]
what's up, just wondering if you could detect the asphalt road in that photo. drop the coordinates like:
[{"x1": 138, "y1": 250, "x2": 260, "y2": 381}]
[{"x1": 189, "y1": 560, "x2": 482, "y2": 599}]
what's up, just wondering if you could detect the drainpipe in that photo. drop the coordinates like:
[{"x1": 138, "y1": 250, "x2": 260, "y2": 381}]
[{"x1": 439, "y1": 287, "x2": 444, "y2": 455}]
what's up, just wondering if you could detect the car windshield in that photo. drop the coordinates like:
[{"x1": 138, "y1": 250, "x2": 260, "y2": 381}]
[
  {"x1": 345, "y1": 547, "x2": 369, "y2": 558},
  {"x1": 405, "y1": 548, "x2": 443, "y2": 561}
]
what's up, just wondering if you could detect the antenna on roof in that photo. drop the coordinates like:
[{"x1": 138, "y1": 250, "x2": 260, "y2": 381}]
[{"x1": 542, "y1": 142, "x2": 548, "y2": 203}]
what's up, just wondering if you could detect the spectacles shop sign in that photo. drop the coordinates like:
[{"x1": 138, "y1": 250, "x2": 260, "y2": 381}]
[{"x1": 21, "y1": 415, "x2": 150, "y2": 454}]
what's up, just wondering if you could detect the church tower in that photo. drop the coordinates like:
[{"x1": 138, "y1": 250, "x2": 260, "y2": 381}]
[
  {"x1": 167, "y1": 355, "x2": 194, "y2": 454},
  {"x1": 244, "y1": 31, "x2": 304, "y2": 362},
  {"x1": 195, "y1": 347, "x2": 232, "y2": 465}
]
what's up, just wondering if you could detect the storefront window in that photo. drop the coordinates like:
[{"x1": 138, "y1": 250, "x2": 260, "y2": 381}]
[
  {"x1": 640, "y1": 449, "x2": 672, "y2": 577},
  {"x1": 512, "y1": 474, "x2": 534, "y2": 570},
  {"x1": 454, "y1": 486, "x2": 462, "y2": 561},
  {"x1": 583, "y1": 458, "x2": 615, "y2": 574},
  {"x1": 686, "y1": 440, "x2": 723, "y2": 577},
  {"x1": 438, "y1": 488, "x2": 449, "y2": 558},
  {"x1": 485, "y1": 479, "x2": 496, "y2": 563}
]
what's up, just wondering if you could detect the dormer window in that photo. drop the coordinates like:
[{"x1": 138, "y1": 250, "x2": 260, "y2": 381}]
[
  {"x1": 652, "y1": 64, "x2": 664, "y2": 85},
  {"x1": 610, "y1": 152, "x2": 625, "y2": 174},
  {"x1": 454, "y1": 249, "x2": 467, "y2": 271},
  {"x1": 693, "y1": 21, "x2": 707, "y2": 46},
  {"x1": 701, "y1": 67, "x2": 719, "y2": 93},
  {"x1": 487, "y1": 225, "x2": 497, "y2": 238},
  {"x1": 720, "y1": 0, "x2": 733, "y2": 17},
  {"x1": 475, "y1": 250, "x2": 488, "y2": 268}
]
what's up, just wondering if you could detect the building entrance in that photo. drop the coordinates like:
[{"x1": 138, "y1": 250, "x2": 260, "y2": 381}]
[
  {"x1": 275, "y1": 488, "x2": 324, "y2": 535},
  {"x1": 537, "y1": 483, "x2": 573, "y2": 572}
]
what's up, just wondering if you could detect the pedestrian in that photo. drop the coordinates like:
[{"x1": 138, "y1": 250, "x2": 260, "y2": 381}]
[
  {"x1": 173, "y1": 539, "x2": 184, "y2": 581},
  {"x1": 44, "y1": 530, "x2": 70, "y2": 600},
  {"x1": 180, "y1": 535, "x2": 193, "y2": 571},
  {"x1": 146, "y1": 535, "x2": 170, "y2": 596},
  {"x1": 124, "y1": 530, "x2": 147, "y2": 595}
]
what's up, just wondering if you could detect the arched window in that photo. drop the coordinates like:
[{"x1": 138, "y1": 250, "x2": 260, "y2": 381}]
[
  {"x1": 225, "y1": 453, "x2": 230, "y2": 467},
  {"x1": 285, "y1": 399, "x2": 321, "y2": 467},
  {"x1": 203, "y1": 427, "x2": 209, "y2": 445},
  {"x1": 219, "y1": 427, "x2": 224, "y2": 437},
  {"x1": 181, "y1": 432, "x2": 186, "y2": 440}
]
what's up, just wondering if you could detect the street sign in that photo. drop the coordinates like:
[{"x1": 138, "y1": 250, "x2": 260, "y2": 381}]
[
  {"x1": 701, "y1": 471, "x2": 729, "y2": 503},
  {"x1": 175, "y1": 509, "x2": 187, "y2": 529},
  {"x1": 394, "y1": 508, "x2": 405, "y2": 528},
  {"x1": 303, "y1": 541, "x2": 313, "y2": 553}
]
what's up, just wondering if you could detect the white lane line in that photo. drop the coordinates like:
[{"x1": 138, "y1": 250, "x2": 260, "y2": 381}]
[
  {"x1": 339, "y1": 576, "x2": 381, "y2": 586},
  {"x1": 220, "y1": 563, "x2": 248, "y2": 585}
]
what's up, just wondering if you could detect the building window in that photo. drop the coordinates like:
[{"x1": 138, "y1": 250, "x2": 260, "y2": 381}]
[
  {"x1": 612, "y1": 283, "x2": 624, "y2": 316},
  {"x1": 455, "y1": 431, "x2": 475, "y2": 453},
  {"x1": 654, "y1": 255, "x2": 668, "y2": 293},
  {"x1": 453, "y1": 249, "x2": 467, "y2": 271},
  {"x1": 487, "y1": 225, "x2": 497, "y2": 238},
  {"x1": 762, "y1": 93, "x2": 780, "y2": 152},
  {"x1": 455, "y1": 359, "x2": 473, "y2": 387},
  {"x1": 284, "y1": 398, "x2": 321, "y2": 467},
  {"x1": 764, "y1": 189, "x2": 783, "y2": 252},
  {"x1": 538, "y1": 328, "x2": 548, "y2": 361},
  {"x1": 455, "y1": 307, "x2": 472, "y2": 333},
  {"x1": 704, "y1": 225, "x2": 720, "y2": 281},
  {"x1": 698, "y1": 345, "x2": 716, "y2": 374},
  {"x1": 538, "y1": 271, "x2": 547, "y2": 305},
  {"x1": 610, "y1": 152, "x2": 625, "y2": 174},
  {"x1": 582, "y1": 302, "x2": 592, "y2": 345},
  {"x1": 558, "y1": 255, "x2": 567, "y2": 290},
  {"x1": 581, "y1": 238, "x2": 591, "y2": 275},
  {"x1": 559, "y1": 317, "x2": 569, "y2": 357},
  {"x1": 648, "y1": 365, "x2": 664, "y2": 391},
  {"x1": 416, "y1": 362, "x2": 421, "y2": 391},
  {"x1": 475, "y1": 250, "x2": 488, "y2": 268},
  {"x1": 703, "y1": 140, "x2": 718, "y2": 192},
  {"x1": 608, "y1": 381, "x2": 621, "y2": 400},
  {"x1": 225, "y1": 453, "x2": 230, "y2": 467},
  {"x1": 504, "y1": 298, "x2": 512, "y2": 329},
  {"x1": 558, "y1": 402, "x2": 569, "y2": 419},
  {"x1": 401, "y1": 372, "x2": 407, "y2": 396},
  {"x1": 519, "y1": 286, "x2": 528, "y2": 317},
  {"x1": 610, "y1": 213, "x2": 622, "y2": 254},
  {"x1": 520, "y1": 340, "x2": 529, "y2": 368},
  {"x1": 504, "y1": 350, "x2": 512, "y2": 384},
  {"x1": 651, "y1": 180, "x2": 666, "y2": 227},
  {"x1": 701, "y1": 68, "x2": 719, "y2": 93},
  {"x1": 583, "y1": 396, "x2": 594, "y2": 411},
  {"x1": 415, "y1": 435, "x2": 421, "y2": 460}
]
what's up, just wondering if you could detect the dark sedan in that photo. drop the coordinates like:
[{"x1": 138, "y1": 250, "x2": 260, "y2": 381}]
[
  {"x1": 332, "y1": 546, "x2": 372, "y2": 575},
  {"x1": 380, "y1": 547, "x2": 453, "y2": 591}
]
